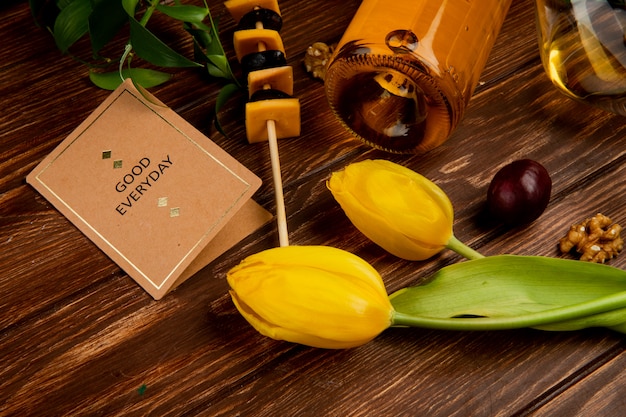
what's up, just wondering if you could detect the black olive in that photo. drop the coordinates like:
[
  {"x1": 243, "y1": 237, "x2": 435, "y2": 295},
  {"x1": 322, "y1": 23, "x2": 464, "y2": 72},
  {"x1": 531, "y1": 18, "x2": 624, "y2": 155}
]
[
  {"x1": 250, "y1": 88, "x2": 292, "y2": 102},
  {"x1": 237, "y1": 8, "x2": 283, "y2": 32},
  {"x1": 241, "y1": 50, "x2": 287, "y2": 76}
]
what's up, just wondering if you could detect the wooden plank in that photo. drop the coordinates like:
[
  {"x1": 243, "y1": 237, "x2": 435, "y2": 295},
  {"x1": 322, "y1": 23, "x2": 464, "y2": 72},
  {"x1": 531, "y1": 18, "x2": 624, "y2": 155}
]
[
  {"x1": 2, "y1": 0, "x2": 626, "y2": 415},
  {"x1": 522, "y1": 343, "x2": 626, "y2": 416}
]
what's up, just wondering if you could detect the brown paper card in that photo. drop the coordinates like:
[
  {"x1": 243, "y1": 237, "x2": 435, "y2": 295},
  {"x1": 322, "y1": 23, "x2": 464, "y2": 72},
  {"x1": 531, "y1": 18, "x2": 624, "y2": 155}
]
[{"x1": 27, "y1": 79, "x2": 271, "y2": 299}]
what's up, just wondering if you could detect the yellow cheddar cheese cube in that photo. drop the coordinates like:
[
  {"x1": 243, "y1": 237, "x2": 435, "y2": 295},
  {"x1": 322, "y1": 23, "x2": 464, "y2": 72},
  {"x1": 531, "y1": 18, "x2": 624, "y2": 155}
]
[
  {"x1": 245, "y1": 99, "x2": 301, "y2": 143},
  {"x1": 234, "y1": 29, "x2": 285, "y2": 62},
  {"x1": 248, "y1": 66, "x2": 293, "y2": 98},
  {"x1": 224, "y1": 0, "x2": 280, "y2": 23}
]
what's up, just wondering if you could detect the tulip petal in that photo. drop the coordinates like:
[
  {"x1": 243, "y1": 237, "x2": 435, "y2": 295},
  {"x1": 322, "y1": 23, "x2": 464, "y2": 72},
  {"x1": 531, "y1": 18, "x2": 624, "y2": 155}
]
[
  {"x1": 227, "y1": 246, "x2": 394, "y2": 349},
  {"x1": 230, "y1": 245, "x2": 388, "y2": 295},
  {"x1": 230, "y1": 290, "x2": 381, "y2": 349},
  {"x1": 328, "y1": 160, "x2": 454, "y2": 260},
  {"x1": 232, "y1": 264, "x2": 389, "y2": 339}
]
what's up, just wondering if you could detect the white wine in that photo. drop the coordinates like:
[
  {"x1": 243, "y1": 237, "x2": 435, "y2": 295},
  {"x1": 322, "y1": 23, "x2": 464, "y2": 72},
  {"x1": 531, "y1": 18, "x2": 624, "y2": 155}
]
[
  {"x1": 536, "y1": 0, "x2": 626, "y2": 115},
  {"x1": 325, "y1": 0, "x2": 512, "y2": 154}
]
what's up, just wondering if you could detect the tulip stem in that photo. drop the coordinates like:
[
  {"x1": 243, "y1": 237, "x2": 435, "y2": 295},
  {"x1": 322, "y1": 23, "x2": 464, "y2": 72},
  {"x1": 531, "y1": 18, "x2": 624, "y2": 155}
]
[{"x1": 446, "y1": 235, "x2": 484, "y2": 260}]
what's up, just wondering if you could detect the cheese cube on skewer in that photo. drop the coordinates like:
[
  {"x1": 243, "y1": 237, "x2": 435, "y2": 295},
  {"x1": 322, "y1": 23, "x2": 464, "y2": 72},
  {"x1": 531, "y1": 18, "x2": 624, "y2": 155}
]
[
  {"x1": 245, "y1": 98, "x2": 300, "y2": 143},
  {"x1": 234, "y1": 29, "x2": 285, "y2": 61},
  {"x1": 224, "y1": 0, "x2": 281, "y2": 22},
  {"x1": 248, "y1": 66, "x2": 293, "y2": 98}
]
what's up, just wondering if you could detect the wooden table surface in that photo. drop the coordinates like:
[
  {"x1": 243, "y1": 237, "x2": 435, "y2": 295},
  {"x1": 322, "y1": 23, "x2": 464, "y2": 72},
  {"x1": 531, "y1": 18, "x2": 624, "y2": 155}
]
[{"x1": 2, "y1": 0, "x2": 626, "y2": 415}]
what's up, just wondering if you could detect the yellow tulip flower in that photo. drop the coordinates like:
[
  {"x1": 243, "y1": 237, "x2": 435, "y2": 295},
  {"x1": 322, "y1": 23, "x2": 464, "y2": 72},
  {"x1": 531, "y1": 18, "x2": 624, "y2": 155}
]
[
  {"x1": 227, "y1": 245, "x2": 394, "y2": 349},
  {"x1": 328, "y1": 159, "x2": 459, "y2": 261}
]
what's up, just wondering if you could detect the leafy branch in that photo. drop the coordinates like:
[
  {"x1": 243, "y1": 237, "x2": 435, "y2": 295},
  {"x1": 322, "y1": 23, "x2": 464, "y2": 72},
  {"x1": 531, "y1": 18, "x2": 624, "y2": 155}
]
[{"x1": 29, "y1": 0, "x2": 243, "y2": 131}]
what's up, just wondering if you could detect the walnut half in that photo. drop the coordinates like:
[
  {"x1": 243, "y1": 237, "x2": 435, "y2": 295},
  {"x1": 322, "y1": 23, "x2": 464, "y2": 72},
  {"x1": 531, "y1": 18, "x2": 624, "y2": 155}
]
[
  {"x1": 558, "y1": 213, "x2": 624, "y2": 263},
  {"x1": 303, "y1": 42, "x2": 334, "y2": 81}
]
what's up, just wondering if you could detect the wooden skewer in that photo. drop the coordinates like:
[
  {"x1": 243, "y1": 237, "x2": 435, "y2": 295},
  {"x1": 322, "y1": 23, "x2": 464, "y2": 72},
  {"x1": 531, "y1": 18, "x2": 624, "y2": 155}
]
[
  {"x1": 266, "y1": 119, "x2": 289, "y2": 247},
  {"x1": 254, "y1": 26, "x2": 289, "y2": 246}
]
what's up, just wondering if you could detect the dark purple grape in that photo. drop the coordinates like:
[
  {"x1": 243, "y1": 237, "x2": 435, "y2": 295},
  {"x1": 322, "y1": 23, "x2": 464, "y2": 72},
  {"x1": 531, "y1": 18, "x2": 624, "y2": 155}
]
[{"x1": 486, "y1": 159, "x2": 552, "y2": 225}]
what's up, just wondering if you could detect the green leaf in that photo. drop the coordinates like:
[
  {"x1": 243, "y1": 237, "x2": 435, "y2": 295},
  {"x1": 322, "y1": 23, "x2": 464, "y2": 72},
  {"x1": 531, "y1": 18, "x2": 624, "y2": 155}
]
[
  {"x1": 204, "y1": 18, "x2": 226, "y2": 56},
  {"x1": 213, "y1": 83, "x2": 242, "y2": 135},
  {"x1": 186, "y1": 24, "x2": 237, "y2": 82},
  {"x1": 184, "y1": 13, "x2": 230, "y2": 61},
  {"x1": 128, "y1": 17, "x2": 202, "y2": 68},
  {"x1": 88, "y1": 0, "x2": 128, "y2": 54},
  {"x1": 215, "y1": 83, "x2": 241, "y2": 113},
  {"x1": 122, "y1": 0, "x2": 140, "y2": 16},
  {"x1": 185, "y1": 25, "x2": 213, "y2": 49},
  {"x1": 57, "y1": 0, "x2": 75, "y2": 10},
  {"x1": 180, "y1": 5, "x2": 238, "y2": 82},
  {"x1": 190, "y1": 40, "x2": 234, "y2": 80},
  {"x1": 89, "y1": 68, "x2": 172, "y2": 90},
  {"x1": 390, "y1": 255, "x2": 626, "y2": 332},
  {"x1": 206, "y1": 55, "x2": 231, "y2": 79},
  {"x1": 53, "y1": 0, "x2": 92, "y2": 53},
  {"x1": 155, "y1": 4, "x2": 209, "y2": 24}
]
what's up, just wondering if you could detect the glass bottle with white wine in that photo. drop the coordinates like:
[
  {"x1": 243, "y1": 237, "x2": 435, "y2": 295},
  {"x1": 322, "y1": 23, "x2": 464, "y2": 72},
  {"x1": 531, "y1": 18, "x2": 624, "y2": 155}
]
[{"x1": 535, "y1": 0, "x2": 626, "y2": 115}]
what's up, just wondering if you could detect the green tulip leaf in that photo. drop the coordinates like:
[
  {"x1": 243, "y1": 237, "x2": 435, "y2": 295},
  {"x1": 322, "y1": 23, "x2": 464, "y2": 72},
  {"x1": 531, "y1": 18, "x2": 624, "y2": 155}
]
[
  {"x1": 129, "y1": 17, "x2": 202, "y2": 68},
  {"x1": 390, "y1": 255, "x2": 626, "y2": 332},
  {"x1": 122, "y1": 0, "x2": 140, "y2": 16},
  {"x1": 53, "y1": 0, "x2": 92, "y2": 53},
  {"x1": 155, "y1": 4, "x2": 209, "y2": 24},
  {"x1": 88, "y1": 0, "x2": 128, "y2": 54},
  {"x1": 89, "y1": 68, "x2": 172, "y2": 90}
]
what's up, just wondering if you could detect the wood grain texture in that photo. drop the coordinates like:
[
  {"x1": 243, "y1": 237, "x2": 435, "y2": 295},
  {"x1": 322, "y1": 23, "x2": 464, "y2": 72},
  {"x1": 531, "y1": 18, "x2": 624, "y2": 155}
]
[{"x1": 2, "y1": 0, "x2": 626, "y2": 415}]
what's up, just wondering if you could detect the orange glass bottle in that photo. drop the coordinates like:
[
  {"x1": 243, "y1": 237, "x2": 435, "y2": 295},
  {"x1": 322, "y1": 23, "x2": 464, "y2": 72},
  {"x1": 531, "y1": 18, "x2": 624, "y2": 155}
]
[{"x1": 325, "y1": 0, "x2": 512, "y2": 154}]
